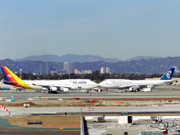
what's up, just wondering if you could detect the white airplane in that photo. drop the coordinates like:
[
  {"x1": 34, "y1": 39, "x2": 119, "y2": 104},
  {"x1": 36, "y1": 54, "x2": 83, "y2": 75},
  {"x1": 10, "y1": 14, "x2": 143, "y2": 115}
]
[
  {"x1": 99, "y1": 68, "x2": 175, "y2": 92},
  {"x1": 1, "y1": 66, "x2": 98, "y2": 93}
]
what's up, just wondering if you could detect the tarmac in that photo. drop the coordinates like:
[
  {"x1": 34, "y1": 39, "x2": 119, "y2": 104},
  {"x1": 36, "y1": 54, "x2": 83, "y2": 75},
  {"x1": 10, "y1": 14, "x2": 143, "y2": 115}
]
[
  {"x1": 0, "y1": 85, "x2": 179, "y2": 134},
  {"x1": 0, "y1": 105, "x2": 180, "y2": 116},
  {"x1": 0, "y1": 117, "x2": 80, "y2": 135},
  {"x1": 0, "y1": 86, "x2": 179, "y2": 116}
]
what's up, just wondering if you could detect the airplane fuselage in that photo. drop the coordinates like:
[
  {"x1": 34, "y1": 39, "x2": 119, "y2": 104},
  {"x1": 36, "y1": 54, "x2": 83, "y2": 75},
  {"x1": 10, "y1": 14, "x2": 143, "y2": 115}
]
[
  {"x1": 7, "y1": 79, "x2": 98, "y2": 91},
  {"x1": 99, "y1": 79, "x2": 173, "y2": 89}
]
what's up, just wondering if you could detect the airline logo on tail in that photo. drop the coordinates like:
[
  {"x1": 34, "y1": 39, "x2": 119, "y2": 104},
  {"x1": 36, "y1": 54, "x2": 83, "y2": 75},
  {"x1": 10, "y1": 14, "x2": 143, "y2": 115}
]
[
  {"x1": 7, "y1": 75, "x2": 12, "y2": 78},
  {"x1": 166, "y1": 71, "x2": 172, "y2": 79},
  {"x1": 1, "y1": 66, "x2": 32, "y2": 89},
  {"x1": 160, "y1": 68, "x2": 175, "y2": 80}
]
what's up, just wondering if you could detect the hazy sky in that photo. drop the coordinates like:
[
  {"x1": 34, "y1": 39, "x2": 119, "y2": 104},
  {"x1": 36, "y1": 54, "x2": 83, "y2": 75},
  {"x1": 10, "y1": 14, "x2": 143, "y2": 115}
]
[{"x1": 0, "y1": 0, "x2": 180, "y2": 60}]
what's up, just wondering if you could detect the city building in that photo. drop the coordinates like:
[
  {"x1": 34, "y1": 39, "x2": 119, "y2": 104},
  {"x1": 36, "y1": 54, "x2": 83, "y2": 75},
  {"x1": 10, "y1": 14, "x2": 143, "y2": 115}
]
[
  {"x1": 100, "y1": 67, "x2": 111, "y2": 74},
  {"x1": 63, "y1": 62, "x2": 71, "y2": 74},
  {"x1": 74, "y1": 69, "x2": 81, "y2": 74},
  {"x1": 106, "y1": 67, "x2": 110, "y2": 74},
  {"x1": 82, "y1": 70, "x2": 92, "y2": 74},
  {"x1": 100, "y1": 67, "x2": 105, "y2": 74},
  {"x1": 19, "y1": 69, "x2": 22, "y2": 79},
  {"x1": 70, "y1": 63, "x2": 75, "y2": 73}
]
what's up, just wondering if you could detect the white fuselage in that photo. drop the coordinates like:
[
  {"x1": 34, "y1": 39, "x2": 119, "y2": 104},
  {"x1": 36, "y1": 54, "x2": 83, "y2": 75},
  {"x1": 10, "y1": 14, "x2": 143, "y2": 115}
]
[
  {"x1": 23, "y1": 79, "x2": 98, "y2": 91},
  {"x1": 99, "y1": 79, "x2": 173, "y2": 89}
]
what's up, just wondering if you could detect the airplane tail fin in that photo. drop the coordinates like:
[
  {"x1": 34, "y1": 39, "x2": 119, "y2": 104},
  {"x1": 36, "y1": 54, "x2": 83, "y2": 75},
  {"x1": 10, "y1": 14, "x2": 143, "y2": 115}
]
[
  {"x1": 1, "y1": 66, "x2": 21, "y2": 83},
  {"x1": 160, "y1": 68, "x2": 175, "y2": 80},
  {"x1": 1, "y1": 66, "x2": 32, "y2": 89}
]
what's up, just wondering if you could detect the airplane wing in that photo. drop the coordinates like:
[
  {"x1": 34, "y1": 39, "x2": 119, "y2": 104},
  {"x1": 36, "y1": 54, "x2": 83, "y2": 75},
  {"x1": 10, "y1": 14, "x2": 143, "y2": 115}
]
[
  {"x1": 118, "y1": 85, "x2": 133, "y2": 89},
  {"x1": 119, "y1": 84, "x2": 153, "y2": 91},
  {"x1": 119, "y1": 84, "x2": 147, "y2": 89}
]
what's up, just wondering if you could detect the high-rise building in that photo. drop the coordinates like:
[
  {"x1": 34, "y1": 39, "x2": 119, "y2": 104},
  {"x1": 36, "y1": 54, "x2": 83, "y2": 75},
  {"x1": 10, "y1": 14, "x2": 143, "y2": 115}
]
[
  {"x1": 100, "y1": 67, "x2": 105, "y2": 74},
  {"x1": 106, "y1": 67, "x2": 110, "y2": 74},
  {"x1": 63, "y1": 62, "x2": 71, "y2": 74},
  {"x1": 70, "y1": 63, "x2": 75, "y2": 73},
  {"x1": 19, "y1": 69, "x2": 22, "y2": 79}
]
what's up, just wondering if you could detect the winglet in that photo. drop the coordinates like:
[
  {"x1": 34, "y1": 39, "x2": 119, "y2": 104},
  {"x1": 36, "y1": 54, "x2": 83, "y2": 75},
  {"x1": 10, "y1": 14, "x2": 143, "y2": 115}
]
[{"x1": 160, "y1": 68, "x2": 175, "y2": 80}]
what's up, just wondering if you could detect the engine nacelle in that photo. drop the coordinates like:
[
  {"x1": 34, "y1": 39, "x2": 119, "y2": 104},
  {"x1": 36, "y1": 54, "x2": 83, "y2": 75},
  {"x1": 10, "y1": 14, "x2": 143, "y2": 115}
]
[
  {"x1": 129, "y1": 87, "x2": 138, "y2": 91},
  {"x1": 129, "y1": 87, "x2": 133, "y2": 91},
  {"x1": 142, "y1": 88, "x2": 151, "y2": 92},
  {"x1": 50, "y1": 87, "x2": 57, "y2": 91},
  {"x1": 61, "y1": 87, "x2": 69, "y2": 92}
]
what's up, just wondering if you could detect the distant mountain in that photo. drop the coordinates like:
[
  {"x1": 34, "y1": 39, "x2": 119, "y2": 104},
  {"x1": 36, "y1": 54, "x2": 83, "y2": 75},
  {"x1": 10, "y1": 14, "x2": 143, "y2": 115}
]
[
  {"x1": 2, "y1": 56, "x2": 180, "y2": 74},
  {"x1": 15, "y1": 55, "x2": 60, "y2": 62},
  {"x1": 15, "y1": 54, "x2": 120, "y2": 63},
  {"x1": 127, "y1": 56, "x2": 161, "y2": 61}
]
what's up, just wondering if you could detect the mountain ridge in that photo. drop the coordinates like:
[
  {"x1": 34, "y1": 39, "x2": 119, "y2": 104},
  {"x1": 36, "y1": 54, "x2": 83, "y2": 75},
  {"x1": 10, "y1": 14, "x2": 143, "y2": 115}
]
[
  {"x1": 14, "y1": 54, "x2": 160, "y2": 63},
  {"x1": 1, "y1": 56, "x2": 180, "y2": 74},
  {"x1": 15, "y1": 54, "x2": 120, "y2": 63}
]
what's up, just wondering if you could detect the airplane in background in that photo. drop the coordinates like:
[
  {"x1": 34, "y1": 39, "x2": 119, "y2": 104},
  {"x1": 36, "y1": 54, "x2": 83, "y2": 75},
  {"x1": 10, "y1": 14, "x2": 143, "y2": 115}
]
[
  {"x1": 1, "y1": 66, "x2": 98, "y2": 93},
  {"x1": 99, "y1": 68, "x2": 175, "y2": 92}
]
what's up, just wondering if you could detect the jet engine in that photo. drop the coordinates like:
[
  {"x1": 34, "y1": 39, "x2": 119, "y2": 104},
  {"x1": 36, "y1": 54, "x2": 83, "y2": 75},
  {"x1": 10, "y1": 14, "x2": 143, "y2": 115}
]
[
  {"x1": 60, "y1": 87, "x2": 69, "y2": 92},
  {"x1": 48, "y1": 86, "x2": 58, "y2": 93},
  {"x1": 50, "y1": 87, "x2": 58, "y2": 91},
  {"x1": 129, "y1": 86, "x2": 140, "y2": 92}
]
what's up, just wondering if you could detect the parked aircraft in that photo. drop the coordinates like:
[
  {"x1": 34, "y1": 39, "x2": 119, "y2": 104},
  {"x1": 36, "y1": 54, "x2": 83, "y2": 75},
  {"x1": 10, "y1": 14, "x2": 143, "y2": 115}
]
[
  {"x1": 1, "y1": 66, "x2": 98, "y2": 93},
  {"x1": 99, "y1": 68, "x2": 175, "y2": 92}
]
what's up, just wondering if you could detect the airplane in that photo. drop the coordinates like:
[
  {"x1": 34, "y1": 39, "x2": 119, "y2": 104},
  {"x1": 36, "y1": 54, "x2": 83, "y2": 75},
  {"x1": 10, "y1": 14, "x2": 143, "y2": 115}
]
[
  {"x1": 99, "y1": 68, "x2": 175, "y2": 92},
  {"x1": 1, "y1": 66, "x2": 98, "y2": 93}
]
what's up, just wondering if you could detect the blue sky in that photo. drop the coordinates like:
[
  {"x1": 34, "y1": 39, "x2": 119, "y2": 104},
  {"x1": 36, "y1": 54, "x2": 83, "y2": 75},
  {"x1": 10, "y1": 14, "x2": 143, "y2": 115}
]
[{"x1": 0, "y1": 0, "x2": 180, "y2": 60}]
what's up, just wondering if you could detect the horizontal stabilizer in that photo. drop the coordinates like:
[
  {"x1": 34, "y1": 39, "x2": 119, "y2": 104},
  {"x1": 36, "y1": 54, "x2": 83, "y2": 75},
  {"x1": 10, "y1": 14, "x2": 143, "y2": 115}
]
[{"x1": 3, "y1": 80, "x2": 17, "y2": 85}]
